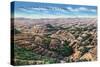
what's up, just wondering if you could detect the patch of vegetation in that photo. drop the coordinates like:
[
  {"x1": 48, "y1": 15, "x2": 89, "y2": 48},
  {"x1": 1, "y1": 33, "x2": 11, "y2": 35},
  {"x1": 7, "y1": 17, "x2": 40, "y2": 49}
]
[
  {"x1": 57, "y1": 44, "x2": 73, "y2": 57},
  {"x1": 45, "y1": 24, "x2": 54, "y2": 28},
  {"x1": 50, "y1": 41, "x2": 73, "y2": 57},
  {"x1": 79, "y1": 47, "x2": 90, "y2": 55},
  {"x1": 14, "y1": 45, "x2": 41, "y2": 60},
  {"x1": 43, "y1": 37, "x2": 51, "y2": 49},
  {"x1": 13, "y1": 28, "x2": 21, "y2": 34},
  {"x1": 14, "y1": 44, "x2": 57, "y2": 65},
  {"x1": 41, "y1": 56, "x2": 57, "y2": 64}
]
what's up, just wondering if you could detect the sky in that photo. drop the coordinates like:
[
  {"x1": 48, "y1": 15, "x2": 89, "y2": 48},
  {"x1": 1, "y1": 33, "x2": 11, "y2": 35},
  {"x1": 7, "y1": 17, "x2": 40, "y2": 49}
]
[{"x1": 11, "y1": 1, "x2": 97, "y2": 19}]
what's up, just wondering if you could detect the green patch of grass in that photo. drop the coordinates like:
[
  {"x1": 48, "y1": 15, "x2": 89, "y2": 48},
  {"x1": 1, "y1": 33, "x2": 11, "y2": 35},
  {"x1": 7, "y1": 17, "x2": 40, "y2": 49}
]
[
  {"x1": 14, "y1": 44, "x2": 57, "y2": 65},
  {"x1": 14, "y1": 45, "x2": 41, "y2": 60}
]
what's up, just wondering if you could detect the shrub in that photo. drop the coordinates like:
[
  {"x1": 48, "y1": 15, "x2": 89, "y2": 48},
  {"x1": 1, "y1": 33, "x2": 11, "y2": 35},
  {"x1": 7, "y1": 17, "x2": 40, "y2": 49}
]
[{"x1": 56, "y1": 41, "x2": 73, "y2": 57}]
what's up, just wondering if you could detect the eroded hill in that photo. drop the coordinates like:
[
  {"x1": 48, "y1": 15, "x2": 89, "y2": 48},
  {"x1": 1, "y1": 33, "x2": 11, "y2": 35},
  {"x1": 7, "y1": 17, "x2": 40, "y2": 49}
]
[{"x1": 12, "y1": 18, "x2": 97, "y2": 65}]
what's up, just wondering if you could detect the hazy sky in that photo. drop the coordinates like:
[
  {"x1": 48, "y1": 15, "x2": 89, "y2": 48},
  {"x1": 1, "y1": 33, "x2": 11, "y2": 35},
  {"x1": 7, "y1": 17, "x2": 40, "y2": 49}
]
[{"x1": 11, "y1": 1, "x2": 97, "y2": 19}]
